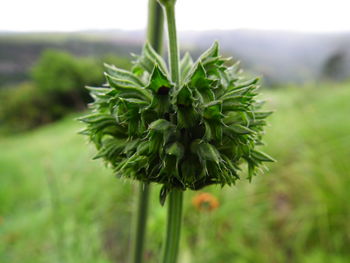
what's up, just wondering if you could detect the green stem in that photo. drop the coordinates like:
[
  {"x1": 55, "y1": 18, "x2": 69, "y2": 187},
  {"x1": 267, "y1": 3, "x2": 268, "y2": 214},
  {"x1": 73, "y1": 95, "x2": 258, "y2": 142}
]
[
  {"x1": 130, "y1": 183, "x2": 150, "y2": 263},
  {"x1": 163, "y1": 2, "x2": 180, "y2": 86},
  {"x1": 161, "y1": 189, "x2": 184, "y2": 263},
  {"x1": 130, "y1": 2, "x2": 164, "y2": 263},
  {"x1": 159, "y1": 2, "x2": 183, "y2": 262},
  {"x1": 147, "y1": 0, "x2": 164, "y2": 53}
]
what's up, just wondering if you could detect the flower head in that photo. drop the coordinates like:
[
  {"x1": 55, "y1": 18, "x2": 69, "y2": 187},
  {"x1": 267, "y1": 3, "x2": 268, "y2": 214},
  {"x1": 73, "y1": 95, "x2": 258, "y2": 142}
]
[{"x1": 79, "y1": 41, "x2": 274, "y2": 203}]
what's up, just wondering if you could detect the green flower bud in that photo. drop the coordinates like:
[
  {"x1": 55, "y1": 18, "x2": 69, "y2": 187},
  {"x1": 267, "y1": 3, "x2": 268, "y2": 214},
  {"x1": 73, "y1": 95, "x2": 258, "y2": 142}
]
[{"x1": 79, "y1": 41, "x2": 274, "y2": 203}]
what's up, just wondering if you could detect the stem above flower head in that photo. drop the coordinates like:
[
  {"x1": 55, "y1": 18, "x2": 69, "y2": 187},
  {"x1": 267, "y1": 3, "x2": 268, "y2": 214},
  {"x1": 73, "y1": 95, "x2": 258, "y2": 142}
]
[
  {"x1": 148, "y1": 0, "x2": 164, "y2": 53},
  {"x1": 158, "y1": 0, "x2": 177, "y2": 8},
  {"x1": 159, "y1": 0, "x2": 180, "y2": 87}
]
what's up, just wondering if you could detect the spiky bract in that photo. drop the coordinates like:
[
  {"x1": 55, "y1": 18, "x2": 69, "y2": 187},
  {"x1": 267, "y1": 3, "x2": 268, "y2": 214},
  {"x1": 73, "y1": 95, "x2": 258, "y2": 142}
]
[{"x1": 79, "y1": 42, "x2": 274, "y2": 202}]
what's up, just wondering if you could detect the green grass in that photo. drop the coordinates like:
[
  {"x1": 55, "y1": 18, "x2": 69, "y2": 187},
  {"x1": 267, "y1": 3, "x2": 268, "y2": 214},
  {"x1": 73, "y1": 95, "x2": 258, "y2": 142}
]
[{"x1": 1, "y1": 83, "x2": 350, "y2": 263}]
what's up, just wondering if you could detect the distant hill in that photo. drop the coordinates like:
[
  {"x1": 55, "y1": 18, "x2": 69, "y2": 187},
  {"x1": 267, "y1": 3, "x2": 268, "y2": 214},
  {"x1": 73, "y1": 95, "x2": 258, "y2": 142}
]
[
  {"x1": 180, "y1": 30, "x2": 350, "y2": 85},
  {"x1": 1, "y1": 30, "x2": 350, "y2": 86},
  {"x1": 0, "y1": 32, "x2": 142, "y2": 86}
]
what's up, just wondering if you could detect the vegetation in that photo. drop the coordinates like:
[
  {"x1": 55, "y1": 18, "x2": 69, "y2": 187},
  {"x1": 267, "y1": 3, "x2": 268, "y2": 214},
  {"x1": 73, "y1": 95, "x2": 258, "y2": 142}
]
[
  {"x1": 0, "y1": 50, "x2": 131, "y2": 133},
  {"x1": 1, "y1": 83, "x2": 349, "y2": 263}
]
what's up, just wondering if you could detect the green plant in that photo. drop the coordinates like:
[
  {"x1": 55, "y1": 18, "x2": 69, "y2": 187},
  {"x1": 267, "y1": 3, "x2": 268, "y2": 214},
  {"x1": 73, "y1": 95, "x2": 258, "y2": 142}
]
[
  {"x1": 79, "y1": 0, "x2": 273, "y2": 262},
  {"x1": 79, "y1": 21, "x2": 273, "y2": 196}
]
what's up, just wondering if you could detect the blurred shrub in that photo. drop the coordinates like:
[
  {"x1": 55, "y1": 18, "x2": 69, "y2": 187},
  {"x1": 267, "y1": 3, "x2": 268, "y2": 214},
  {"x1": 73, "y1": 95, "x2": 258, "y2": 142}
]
[
  {"x1": 0, "y1": 49, "x2": 131, "y2": 133},
  {"x1": 322, "y1": 50, "x2": 349, "y2": 81},
  {"x1": 32, "y1": 50, "x2": 104, "y2": 109},
  {"x1": 102, "y1": 53, "x2": 132, "y2": 70},
  {"x1": 0, "y1": 83, "x2": 66, "y2": 132}
]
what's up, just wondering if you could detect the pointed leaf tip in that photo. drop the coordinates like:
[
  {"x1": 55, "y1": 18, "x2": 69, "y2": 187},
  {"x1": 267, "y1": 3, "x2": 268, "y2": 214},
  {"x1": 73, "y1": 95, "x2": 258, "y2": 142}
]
[{"x1": 251, "y1": 150, "x2": 276, "y2": 162}]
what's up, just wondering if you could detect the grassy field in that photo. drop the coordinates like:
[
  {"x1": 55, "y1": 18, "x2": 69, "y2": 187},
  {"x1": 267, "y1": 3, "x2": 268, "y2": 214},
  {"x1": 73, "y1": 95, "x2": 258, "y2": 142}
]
[{"x1": 0, "y1": 83, "x2": 350, "y2": 263}]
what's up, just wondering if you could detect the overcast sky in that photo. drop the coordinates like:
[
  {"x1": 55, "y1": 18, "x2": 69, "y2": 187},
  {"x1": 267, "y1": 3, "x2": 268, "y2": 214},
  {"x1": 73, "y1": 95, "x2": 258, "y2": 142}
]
[{"x1": 1, "y1": 0, "x2": 349, "y2": 32}]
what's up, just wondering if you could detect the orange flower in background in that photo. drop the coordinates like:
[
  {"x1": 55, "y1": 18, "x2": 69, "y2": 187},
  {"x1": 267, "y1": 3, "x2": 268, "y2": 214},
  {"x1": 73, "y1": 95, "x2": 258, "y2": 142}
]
[{"x1": 192, "y1": 193, "x2": 219, "y2": 212}]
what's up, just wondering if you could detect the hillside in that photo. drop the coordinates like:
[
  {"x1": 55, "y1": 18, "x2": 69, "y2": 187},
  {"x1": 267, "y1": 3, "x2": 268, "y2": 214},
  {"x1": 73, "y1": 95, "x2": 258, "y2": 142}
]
[
  {"x1": 182, "y1": 30, "x2": 350, "y2": 84},
  {"x1": 1, "y1": 30, "x2": 350, "y2": 86},
  {"x1": 0, "y1": 32, "x2": 141, "y2": 85}
]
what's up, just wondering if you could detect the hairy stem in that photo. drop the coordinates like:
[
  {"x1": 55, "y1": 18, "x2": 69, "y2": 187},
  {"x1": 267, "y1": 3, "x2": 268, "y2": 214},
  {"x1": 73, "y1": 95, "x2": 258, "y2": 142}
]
[
  {"x1": 130, "y1": 1, "x2": 164, "y2": 263},
  {"x1": 161, "y1": 189, "x2": 183, "y2": 263}
]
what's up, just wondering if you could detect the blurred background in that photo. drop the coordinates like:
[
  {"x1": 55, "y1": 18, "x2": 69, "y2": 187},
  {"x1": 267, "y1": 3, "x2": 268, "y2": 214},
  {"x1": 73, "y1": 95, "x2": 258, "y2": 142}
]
[{"x1": 0, "y1": 0, "x2": 349, "y2": 262}]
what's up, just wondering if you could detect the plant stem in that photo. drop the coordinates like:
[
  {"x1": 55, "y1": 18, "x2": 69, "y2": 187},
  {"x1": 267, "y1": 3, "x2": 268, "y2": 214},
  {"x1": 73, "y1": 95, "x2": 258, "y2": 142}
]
[
  {"x1": 161, "y1": 189, "x2": 183, "y2": 263},
  {"x1": 130, "y1": 183, "x2": 150, "y2": 263},
  {"x1": 159, "y1": 2, "x2": 183, "y2": 262},
  {"x1": 163, "y1": 2, "x2": 180, "y2": 87},
  {"x1": 147, "y1": 0, "x2": 164, "y2": 53},
  {"x1": 130, "y1": 2, "x2": 164, "y2": 263}
]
